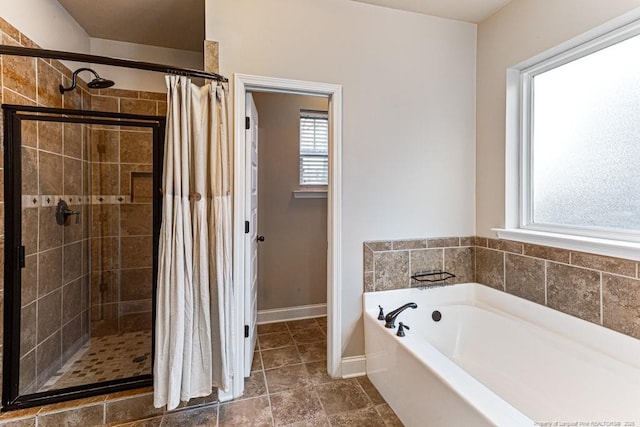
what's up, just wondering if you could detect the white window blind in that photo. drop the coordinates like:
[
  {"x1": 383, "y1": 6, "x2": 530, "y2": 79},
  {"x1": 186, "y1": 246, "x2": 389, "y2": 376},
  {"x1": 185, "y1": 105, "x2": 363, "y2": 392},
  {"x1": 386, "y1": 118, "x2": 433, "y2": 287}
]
[{"x1": 299, "y1": 110, "x2": 328, "y2": 186}]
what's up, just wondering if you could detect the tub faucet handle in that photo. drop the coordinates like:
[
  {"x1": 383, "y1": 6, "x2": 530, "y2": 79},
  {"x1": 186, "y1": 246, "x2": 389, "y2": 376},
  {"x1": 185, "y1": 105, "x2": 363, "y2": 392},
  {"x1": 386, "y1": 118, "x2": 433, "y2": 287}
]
[
  {"x1": 377, "y1": 305, "x2": 385, "y2": 321},
  {"x1": 397, "y1": 322, "x2": 410, "y2": 337},
  {"x1": 384, "y1": 302, "x2": 418, "y2": 328}
]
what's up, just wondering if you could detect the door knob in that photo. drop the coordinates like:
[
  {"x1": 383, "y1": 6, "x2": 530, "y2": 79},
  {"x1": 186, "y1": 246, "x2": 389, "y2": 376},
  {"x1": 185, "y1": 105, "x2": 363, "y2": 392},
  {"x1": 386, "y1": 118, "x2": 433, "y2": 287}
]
[{"x1": 257, "y1": 235, "x2": 265, "y2": 242}]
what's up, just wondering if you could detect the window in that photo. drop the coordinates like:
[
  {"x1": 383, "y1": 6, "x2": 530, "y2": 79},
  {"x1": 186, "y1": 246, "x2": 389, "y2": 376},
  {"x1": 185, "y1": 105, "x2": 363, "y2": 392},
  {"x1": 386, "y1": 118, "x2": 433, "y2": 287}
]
[
  {"x1": 501, "y1": 18, "x2": 640, "y2": 256},
  {"x1": 299, "y1": 110, "x2": 328, "y2": 186}
]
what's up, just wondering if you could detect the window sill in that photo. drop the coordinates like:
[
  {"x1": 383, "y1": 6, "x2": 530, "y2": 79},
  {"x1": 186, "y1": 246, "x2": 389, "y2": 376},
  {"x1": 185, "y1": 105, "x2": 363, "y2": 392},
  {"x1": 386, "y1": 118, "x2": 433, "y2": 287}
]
[
  {"x1": 493, "y1": 228, "x2": 640, "y2": 261},
  {"x1": 292, "y1": 189, "x2": 327, "y2": 199}
]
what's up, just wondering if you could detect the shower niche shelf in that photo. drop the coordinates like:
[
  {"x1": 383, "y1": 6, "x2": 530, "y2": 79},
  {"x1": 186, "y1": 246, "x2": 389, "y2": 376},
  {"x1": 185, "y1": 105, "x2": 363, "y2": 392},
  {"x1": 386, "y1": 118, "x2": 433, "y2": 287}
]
[{"x1": 130, "y1": 171, "x2": 153, "y2": 203}]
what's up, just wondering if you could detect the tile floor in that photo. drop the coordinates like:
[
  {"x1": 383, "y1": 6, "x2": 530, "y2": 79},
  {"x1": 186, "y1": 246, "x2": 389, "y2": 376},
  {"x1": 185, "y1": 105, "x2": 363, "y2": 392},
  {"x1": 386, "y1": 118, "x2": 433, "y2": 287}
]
[
  {"x1": 41, "y1": 330, "x2": 152, "y2": 391},
  {"x1": 114, "y1": 317, "x2": 403, "y2": 426}
]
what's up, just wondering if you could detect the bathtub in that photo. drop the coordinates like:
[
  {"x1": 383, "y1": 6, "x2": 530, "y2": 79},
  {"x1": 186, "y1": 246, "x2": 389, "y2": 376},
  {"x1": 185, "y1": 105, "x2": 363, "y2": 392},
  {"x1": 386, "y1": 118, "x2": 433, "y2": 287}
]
[{"x1": 364, "y1": 283, "x2": 640, "y2": 427}]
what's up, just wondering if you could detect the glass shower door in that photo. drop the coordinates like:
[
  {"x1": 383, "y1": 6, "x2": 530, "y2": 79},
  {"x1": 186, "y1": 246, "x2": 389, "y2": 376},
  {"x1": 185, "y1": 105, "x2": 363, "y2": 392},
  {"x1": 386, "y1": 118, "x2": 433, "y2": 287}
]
[{"x1": 3, "y1": 105, "x2": 163, "y2": 409}]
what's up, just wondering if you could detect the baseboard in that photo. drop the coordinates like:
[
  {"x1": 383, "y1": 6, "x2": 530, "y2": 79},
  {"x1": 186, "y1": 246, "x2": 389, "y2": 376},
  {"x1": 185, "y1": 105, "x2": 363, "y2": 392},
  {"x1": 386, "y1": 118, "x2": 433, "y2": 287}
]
[
  {"x1": 257, "y1": 303, "x2": 327, "y2": 324},
  {"x1": 341, "y1": 356, "x2": 366, "y2": 378}
]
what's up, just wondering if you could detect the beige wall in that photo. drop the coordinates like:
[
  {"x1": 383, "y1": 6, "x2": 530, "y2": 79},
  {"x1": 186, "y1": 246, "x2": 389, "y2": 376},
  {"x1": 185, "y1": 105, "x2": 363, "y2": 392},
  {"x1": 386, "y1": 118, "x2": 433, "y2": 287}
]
[
  {"x1": 207, "y1": 0, "x2": 477, "y2": 357},
  {"x1": 476, "y1": 0, "x2": 640, "y2": 237},
  {"x1": 252, "y1": 93, "x2": 329, "y2": 311}
]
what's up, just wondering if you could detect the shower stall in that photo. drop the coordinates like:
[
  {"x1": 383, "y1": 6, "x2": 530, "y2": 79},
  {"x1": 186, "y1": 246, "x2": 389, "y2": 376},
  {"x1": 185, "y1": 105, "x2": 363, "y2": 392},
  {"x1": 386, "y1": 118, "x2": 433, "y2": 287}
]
[
  {"x1": 0, "y1": 44, "x2": 227, "y2": 410},
  {"x1": 3, "y1": 103, "x2": 164, "y2": 408}
]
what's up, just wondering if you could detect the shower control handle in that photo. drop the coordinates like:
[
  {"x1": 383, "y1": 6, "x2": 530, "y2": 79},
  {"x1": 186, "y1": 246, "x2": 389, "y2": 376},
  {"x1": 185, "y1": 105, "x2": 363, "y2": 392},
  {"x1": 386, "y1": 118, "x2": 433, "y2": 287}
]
[{"x1": 55, "y1": 199, "x2": 81, "y2": 225}]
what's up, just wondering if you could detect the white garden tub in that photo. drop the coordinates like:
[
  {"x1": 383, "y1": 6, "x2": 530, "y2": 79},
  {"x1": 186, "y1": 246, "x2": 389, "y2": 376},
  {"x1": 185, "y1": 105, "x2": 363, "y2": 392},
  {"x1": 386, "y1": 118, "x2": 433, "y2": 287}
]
[{"x1": 364, "y1": 283, "x2": 640, "y2": 427}]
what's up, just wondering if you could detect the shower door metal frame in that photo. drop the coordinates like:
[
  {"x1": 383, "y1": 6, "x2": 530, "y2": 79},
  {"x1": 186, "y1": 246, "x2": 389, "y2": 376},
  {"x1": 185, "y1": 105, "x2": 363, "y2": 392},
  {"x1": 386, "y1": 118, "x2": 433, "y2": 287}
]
[{"x1": 1, "y1": 104, "x2": 165, "y2": 411}]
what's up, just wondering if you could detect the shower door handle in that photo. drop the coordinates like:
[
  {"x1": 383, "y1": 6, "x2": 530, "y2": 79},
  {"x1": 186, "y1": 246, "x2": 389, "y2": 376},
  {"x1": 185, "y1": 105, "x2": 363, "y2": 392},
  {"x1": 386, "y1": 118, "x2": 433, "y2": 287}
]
[{"x1": 17, "y1": 245, "x2": 25, "y2": 269}]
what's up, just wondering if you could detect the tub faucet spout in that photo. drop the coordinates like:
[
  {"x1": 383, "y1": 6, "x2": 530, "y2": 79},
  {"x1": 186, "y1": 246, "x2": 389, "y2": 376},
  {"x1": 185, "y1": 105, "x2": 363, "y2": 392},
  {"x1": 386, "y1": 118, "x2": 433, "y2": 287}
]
[{"x1": 384, "y1": 302, "x2": 417, "y2": 328}]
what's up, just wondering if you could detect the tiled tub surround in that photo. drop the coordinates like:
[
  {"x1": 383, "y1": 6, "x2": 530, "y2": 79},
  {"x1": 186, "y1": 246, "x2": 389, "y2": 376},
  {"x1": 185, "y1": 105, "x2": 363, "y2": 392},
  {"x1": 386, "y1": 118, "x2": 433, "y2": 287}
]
[
  {"x1": 363, "y1": 237, "x2": 476, "y2": 292},
  {"x1": 474, "y1": 237, "x2": 640, "y2": 340},
  {"x1": 364, "y1": 236, "x2": 640, "y2": 340}
]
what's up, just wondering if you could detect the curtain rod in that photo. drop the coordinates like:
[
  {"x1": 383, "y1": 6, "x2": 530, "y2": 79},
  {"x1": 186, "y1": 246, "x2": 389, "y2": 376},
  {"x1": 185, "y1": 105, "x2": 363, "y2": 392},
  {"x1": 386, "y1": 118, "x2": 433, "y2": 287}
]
[{"x1": 0, "y1": 45, "x2": 228, "y2": 83}]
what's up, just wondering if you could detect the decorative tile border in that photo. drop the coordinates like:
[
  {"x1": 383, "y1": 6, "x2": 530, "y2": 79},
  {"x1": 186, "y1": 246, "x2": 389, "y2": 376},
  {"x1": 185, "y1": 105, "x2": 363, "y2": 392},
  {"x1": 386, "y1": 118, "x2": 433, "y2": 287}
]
[{"x1": 22, "y1": 195, "x2": 140, "y2": 208}]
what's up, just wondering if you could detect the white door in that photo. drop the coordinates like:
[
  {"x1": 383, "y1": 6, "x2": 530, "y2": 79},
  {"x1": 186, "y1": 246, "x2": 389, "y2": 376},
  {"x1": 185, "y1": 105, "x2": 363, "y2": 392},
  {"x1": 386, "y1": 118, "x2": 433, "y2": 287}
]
[{"x1": 244, "y1": 93, "x2": 259, "y2": 377}]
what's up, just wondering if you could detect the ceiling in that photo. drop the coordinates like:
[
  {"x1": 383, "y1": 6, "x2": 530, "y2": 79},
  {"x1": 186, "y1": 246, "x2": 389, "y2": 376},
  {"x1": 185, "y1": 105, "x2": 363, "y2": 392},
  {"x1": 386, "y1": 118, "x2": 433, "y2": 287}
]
[
  {"x1": 56, "y1": 0, "x2": 510, "y2": 53},
  {"x1": 56, "y1": 0, "x2": 205, "y2": 52},
  {"x1": 350, "y1": 0, "x2": 512, "y2": 23}
]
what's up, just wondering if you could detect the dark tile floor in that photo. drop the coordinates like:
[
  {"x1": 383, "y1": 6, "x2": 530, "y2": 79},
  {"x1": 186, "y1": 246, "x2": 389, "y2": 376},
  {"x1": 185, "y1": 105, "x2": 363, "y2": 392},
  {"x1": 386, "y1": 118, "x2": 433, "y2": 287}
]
[{"x1": 116, "y1": 317, "x2": 403, "y2": 426}]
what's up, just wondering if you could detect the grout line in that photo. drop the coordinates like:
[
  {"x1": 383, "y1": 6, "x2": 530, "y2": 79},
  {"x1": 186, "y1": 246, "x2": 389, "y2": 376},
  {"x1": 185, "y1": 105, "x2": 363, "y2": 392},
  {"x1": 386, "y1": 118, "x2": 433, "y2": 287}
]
[
  {"x1": 372, "y1": 249, "x2": 376, "y2": 292},
  {"x1": 262, "y1": 364, "x2": 274, "y2": 426},
  {"x1": 0, "y1": 39, "x2": 4, "y2": 102},
  {"x1": 544, "y1": 260, "x2": 548, "y2": 305},
  {"x1": 600, "y1": 272, "x2": 604, "y2": 325},
  {"x1": 407, "y1": 250, "x2": 412, "y2": 288},
  {"x1": 3, "y1": 86, "x2": 37, "y2": 104},
  {"x1": 35, "y1": 56, "x2": 40, "y2": 106},
  {"x1": 313, "y1": 384, "x2": 329, "y2": 425},
  {"x1": 502, "y1": 251, "x2": 506, "y2": 291},
  {"x1": 474, "y1": 244, "x2": 477, "y2": 282},
  {"x1": 353, "y1": 377, "x2": 374, "y2": 408}
]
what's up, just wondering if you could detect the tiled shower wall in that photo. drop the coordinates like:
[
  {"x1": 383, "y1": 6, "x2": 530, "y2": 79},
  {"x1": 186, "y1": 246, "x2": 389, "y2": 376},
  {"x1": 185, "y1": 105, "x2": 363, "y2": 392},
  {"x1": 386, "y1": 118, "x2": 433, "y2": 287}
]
[
  {"x1": 1, "y1": 24, "x2": 93, "y2": 394},
  {"x1": 0, "y1": 16, "x2": 177, "y2": 425},
  {"x1": 2, "y1": 33, "x2": 165, "y2": 394},
  {"x1": 364, "y1": 236, "x2": 640, "y2": 340},
  {"x1": 88, "y1": 89, "x2": 163, "y2": 338}
]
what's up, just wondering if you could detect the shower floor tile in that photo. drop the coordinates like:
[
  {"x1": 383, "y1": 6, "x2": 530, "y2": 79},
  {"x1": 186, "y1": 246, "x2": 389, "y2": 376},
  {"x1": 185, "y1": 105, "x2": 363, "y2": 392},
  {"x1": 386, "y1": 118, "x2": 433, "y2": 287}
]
[{"x1": 40, "y1": 330, "x2": 152, "y2": 392}]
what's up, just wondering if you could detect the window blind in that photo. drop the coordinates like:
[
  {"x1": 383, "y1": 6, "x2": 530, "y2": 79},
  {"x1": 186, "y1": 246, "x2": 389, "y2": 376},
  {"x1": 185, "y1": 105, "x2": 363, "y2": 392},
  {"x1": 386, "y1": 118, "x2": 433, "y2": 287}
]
[{"x1": 299, "y1": 110, "x2": 328, "y2": 185}]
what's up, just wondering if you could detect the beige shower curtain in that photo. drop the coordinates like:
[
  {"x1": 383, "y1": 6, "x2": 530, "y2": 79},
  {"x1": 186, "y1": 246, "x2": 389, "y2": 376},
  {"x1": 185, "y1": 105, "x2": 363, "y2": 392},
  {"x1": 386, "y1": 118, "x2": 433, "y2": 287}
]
[{"x1": 154, "y1": 75, "x2": 232, "y2": 410}]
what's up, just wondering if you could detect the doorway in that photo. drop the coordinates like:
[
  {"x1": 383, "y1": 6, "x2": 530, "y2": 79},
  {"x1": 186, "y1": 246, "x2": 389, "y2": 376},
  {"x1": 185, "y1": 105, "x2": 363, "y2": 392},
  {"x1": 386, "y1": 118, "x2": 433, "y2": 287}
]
[
  {"x1": 252, "y1": 92, "x2": 329, "y2": 318},
  {"x1": 247, "y1": 91, "x2": 329, "y2": 384},
  {"x1": 229, "y1": 74, "x2": 342, "y2": 400}
]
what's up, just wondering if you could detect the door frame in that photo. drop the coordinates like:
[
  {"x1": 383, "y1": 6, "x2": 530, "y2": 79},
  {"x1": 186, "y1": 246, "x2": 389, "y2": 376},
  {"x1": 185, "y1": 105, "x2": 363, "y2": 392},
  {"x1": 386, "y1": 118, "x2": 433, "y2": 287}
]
[{"x1": 227, "y1": 74, "x2": 342, "y2": 400}]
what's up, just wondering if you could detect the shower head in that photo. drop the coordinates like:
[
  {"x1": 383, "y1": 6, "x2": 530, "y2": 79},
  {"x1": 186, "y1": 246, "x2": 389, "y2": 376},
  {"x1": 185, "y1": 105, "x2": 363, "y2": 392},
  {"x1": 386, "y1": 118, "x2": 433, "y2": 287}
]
[
  {"x1": 59, "y1": 67, "x2": 115, "y2": 93},
  {"x1": 87, "y1": 76, "x2": 115, "y2": 89}
]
